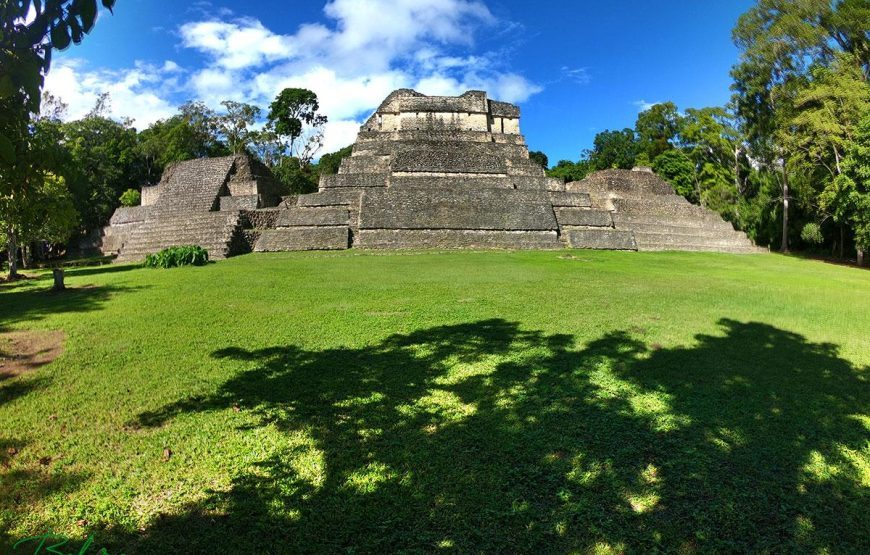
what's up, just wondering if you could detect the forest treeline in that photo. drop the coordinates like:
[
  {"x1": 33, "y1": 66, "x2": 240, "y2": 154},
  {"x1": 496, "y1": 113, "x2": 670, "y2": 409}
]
[
  {"x1": 537, "y1": 0, "x2": 869, "y2": 261},
  {"x1": 1, "y1": 0, "x2": 868, "y2": 271}
]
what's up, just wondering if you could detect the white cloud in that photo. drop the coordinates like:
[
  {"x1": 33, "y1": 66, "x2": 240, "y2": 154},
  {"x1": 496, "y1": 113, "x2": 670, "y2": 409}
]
[
  {"x1": 560, "y1": 66, "x2": 591, "y2": 85},
  {"x1": 322, "y1": 119, "x2": 365, "y2": 154},
  {"x1": 44, "y1": 59, "x2": 177, "y2": 128},
  {"x1": 46, "y1": 0, "x2": 543, "y2": 154},
  {"x1": 180, "y1": 18, "x2": 292, "y2": 70},
  {"x1": 632, "y1": 99, "x2": 659, "y2": 112}
]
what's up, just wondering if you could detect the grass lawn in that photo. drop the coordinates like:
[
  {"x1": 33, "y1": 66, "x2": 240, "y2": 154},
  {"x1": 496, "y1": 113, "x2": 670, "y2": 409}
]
[{"x1": 1, "y1": 250, "x2": 868, "y2": 553}]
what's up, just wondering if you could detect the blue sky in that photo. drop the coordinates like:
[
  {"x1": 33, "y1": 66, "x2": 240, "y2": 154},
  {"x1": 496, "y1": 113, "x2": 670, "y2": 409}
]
[{"x1": 46, "y1": 0, "x2": 756, "y2": 163}]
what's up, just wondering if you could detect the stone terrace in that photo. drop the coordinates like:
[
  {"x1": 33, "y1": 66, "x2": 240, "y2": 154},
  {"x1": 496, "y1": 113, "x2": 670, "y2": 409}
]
[{"x1": 96, "y1": 90, "x2": 761, "y2": 260}]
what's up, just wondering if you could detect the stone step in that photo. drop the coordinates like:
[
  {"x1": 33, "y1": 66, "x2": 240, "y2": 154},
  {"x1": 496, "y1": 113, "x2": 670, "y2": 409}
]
[
  {"x1": 633, "y1": 232, "x2": 755, "y2": 249},
  {"x1": 562, "y1": 229, "x2": 637, "y2": 250},
  {"x1": 320, "y1": 174, "x2": 389, "y2": 189},
  {"x1": 276, "y1": 207, "x2": 350, "y2": 227},
  {"x1": 392, "y1": 148, "x2": 507, "y2": 174},
  {"x1": 389, "y1": 176, "x2": 515, "y2": 190},
  {"x1": 549, "y1": 191, "x2": 591, "y2": 208},
  {"x1": 612, "y1": 213, "x2": 735, "y2": 231},
  {"x1": 219, "y1": 195, "x2": 259, "y2": 210},
  {"x1": 356, "y1": 229, "x2": 563, "y2": 250},
  {"x1": 616, "y1": 222, "x2": 748, "y2": 240},
  {"x1": 255, "y1": 227, "x2": 350, "y2": 251},
  {"x1": 115, "y1": 211, "x2": 244, "y2": 262},
  {"x1": 297, "y1": 190, "x2": 363, "y2": 207},
  {"x1": 613, "y1": 199, "x2": 730, "y2": 220},
  {"x1": 637, "y1": 242, "x2": 764, "y2": 254},
  {"x1": 338, "y1": 156, "x2": 391, "y2": 174},
  {"x1": 555, "y1": 208, "x2": 613, "y2": 227}
]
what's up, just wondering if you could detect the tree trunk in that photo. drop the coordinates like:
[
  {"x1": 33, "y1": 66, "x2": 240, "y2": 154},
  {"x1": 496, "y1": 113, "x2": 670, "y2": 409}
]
[
  {"x1": 781, "y1": 169, "x2": 790, "y2": 254},
  {"x1": 858, "y1": 249, "x2": 865, "y2": 267},
  {"x1": 20, "y1": 243, "x2": 30, "y2": 269},
  {"x1": 5, "y1": 224, "x2": 18, "y2": 279},
  {"x1": 52, "y1": 268, "x2": 65, "y2": 292}
]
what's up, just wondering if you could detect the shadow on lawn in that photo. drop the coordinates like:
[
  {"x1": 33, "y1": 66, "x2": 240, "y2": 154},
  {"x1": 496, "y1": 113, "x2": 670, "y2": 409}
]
[
  {"x1": 0, "y1": 284, "x2": 143, "y2": 332},
  {"x1": 108, "y1": 319, "x2": 866, "y2": 553},
  {"x1": 0, "y1": 437, "x2": 90, "y2": 551}
]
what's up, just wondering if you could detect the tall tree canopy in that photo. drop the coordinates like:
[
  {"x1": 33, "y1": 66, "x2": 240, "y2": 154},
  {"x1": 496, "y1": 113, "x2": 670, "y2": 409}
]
[
  {"x1": 1, "y1": 0, "x2": 117, "y2": 277},
  {"x1": 267, "y1": 88, "x2": 328, "y2": 167}
]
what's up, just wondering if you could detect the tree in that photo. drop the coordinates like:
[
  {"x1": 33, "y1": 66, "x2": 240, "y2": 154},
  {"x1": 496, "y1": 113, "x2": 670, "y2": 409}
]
[
  {"x1": 316, "y1": 146, "x2": 353, "y2": 176},
  {"x1": 119, "y1": 188, "x2": 140, "y2": 207},
  {"x1": 1, "y1": 172, "x2": 78, "y2": 268},
  {"x1": 653, "y1": 150, "x2": 698, "y2": 203},
  {"x1": 267, "y1": 88, "x2": 327, "y2": 167},
  {"x1": 787, "y1": 54, "x2": 869, "y2": 178},
  {"x1": 137, "y1": 103, "x2": 228, "y2": 183},
  {"x1": 784, "y1": 54, "x2": 870, "y2": 256},
  {"x1": 62, "y1": 104, "x2": 144, "y2": 232},
  {"x1": 635, "y1": 102, "x2": 682, "y2": 161},
  {"x1": 218, "y1": 101, "x2": 261, "y2": 155},
  {"x1": 678, "y1": 107, "x2": 746, "y2": 214},
  {"x1": 731, "y1": 0, "x2": 870, "y2": 254},
  {"x1": 546, "y1": 159, "x2": 591, "y2": 183},
  {"x1": 1, "y1": 0, "x2": 117, "y2": 277},
  {"x1": 529, "y1": 150, "x2": 549, "y2": 170},
  {"x1": 587, "y1": 129, "x2": 638, "y2": 170},
  {"x1": 823, "y1": 112, "x2": 870, "y2": 265}
]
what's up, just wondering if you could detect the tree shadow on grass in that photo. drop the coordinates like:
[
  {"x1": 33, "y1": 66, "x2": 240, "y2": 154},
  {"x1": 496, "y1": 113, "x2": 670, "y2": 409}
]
[
  {"x1": 105, "y1": 319, "x2": 867, "y2": 553},
  {"x1": 0, "y1": 284, "x2": 144, "y2": 333},
  {"x1": 64, "y1": 264, "x2": 140, "y2": 279},
  {"x1": 0, "y1": 437, "x2": 90, "y2": 552}
]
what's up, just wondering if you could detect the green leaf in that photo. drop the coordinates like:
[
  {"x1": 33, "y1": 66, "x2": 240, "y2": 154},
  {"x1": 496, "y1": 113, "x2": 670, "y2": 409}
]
[
  {"x1": 68, "y1": 16, "x2": 84, "y2": 44},
  {"x1": 75, "y1": 0, "x2": 98, "y2": 33},
  {"x1": 50, "y1": 23, "x2": 71, "y2": 50},
  {"x1": 0, "y1": 76, "x2": 15, "y2": 99},
  {"x1": 0, "y1": 134, "x2": 15, "y2": 164}
]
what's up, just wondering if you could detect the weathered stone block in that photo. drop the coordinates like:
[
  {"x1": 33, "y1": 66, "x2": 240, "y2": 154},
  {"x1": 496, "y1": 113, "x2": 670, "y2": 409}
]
[
  {"x1": 277, "y1": 207, "x2": 349, "y2": 227},
  {"x1": 564, "y1": 229, "x2": 637, "y2": 250},
  {"x1": 320, "y1": 174, "x2": 388, "y2": 188},
  {"x1": 357, "y1": 229, "x2": 562, "y2": 249},
  {"x1": 297, "y1": 190, "x2": 363, "y2": 207},
  {"x1": 219, "y1": 195, "x2": 259, "y2": 211},
  {"x1": 110, "y1": 206, "x2": 151, "y2": 225},
  {"x1": 255, "y1": 227, "x2": 350, "y2": 251},
  {"x1": 555, "y1": 208, "x2": 613, "y2": 227},
  {"x1": 359, "y1": 188, "x2": 558, "y2": 231},
  {"x1": 549, "y1": 191, "x2": 591, "y2": 207},
  {"x1": 392, "y1": 147, "x2": 507, "y2": 174}
]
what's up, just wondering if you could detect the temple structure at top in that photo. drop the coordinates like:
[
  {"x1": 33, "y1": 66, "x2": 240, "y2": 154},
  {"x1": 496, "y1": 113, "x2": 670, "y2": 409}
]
[
  {"x1": 363, "y1": 89, "x2": 521, "y2": 135},
  {"x1": 91, "y1": 89, "x2": 761, "y2": 261}
]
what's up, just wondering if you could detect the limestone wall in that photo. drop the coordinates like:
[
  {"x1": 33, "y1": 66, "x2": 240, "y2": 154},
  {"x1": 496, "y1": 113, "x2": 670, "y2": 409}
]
[
  {"x1": 141, "y1": 185, "x2": 160, "y2": 206},
  {"x1": 359, "y1": 188, "x2": 558, "y2": 231}
]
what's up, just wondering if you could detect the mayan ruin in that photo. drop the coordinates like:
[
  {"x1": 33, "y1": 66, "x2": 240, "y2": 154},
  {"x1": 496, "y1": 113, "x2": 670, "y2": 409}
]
[{"x1": 94, "y1": 89, "x2": 760, "y2": 261}]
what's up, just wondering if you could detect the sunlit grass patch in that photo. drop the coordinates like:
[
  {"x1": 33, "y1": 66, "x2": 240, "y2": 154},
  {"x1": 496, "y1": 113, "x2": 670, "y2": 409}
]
[{"x1": 1, "y1": 250, "x2": 868, "y2": 553}]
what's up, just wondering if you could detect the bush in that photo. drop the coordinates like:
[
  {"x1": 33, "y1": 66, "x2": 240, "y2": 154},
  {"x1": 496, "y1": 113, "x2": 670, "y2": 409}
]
[
  {"x1": 801, "y1": 223, "x2": 824, "y2": 245},
  {"x1": 119, "y1": 189, "x2": 141, "y2": 207},
  {"x1": 144, "y1": 245, "x2": 209, "y2": 268}
]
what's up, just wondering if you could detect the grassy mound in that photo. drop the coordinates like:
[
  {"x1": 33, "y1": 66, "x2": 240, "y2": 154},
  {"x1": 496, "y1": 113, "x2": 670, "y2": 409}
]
[{"x1": 1, "y1": 251, "x2": 868, "y2": 553}]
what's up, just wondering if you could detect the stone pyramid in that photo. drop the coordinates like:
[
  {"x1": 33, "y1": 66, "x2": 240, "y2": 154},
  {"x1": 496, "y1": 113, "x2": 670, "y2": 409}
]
[
  {"x1": 94, "y1": 89, "x2": 761, "y2": 261},
  {"x1": 257, "y1": 89, "x2": 631, "y2": 251}
]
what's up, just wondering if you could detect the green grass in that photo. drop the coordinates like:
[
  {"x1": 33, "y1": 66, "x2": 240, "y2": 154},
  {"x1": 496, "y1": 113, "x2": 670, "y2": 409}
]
[{"x1": 1, "y1": 250, "x2": 868, "y2": 553}]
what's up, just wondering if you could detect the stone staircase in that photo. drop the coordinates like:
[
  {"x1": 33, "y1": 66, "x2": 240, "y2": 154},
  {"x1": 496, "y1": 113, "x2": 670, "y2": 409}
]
[
  {"x1": 550, "y1": 190, "x2": 637, "y2": 250},
  {"x1": 114, "y1": 212, "x2": 249, "y2": 263},
  {"x1": 567, "y1": 169, "x2": 762, "y2": 253}
]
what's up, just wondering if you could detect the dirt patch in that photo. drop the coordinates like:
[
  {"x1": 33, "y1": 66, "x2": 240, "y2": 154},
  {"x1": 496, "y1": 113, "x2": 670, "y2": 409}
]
[{"x1": 0, "y1": 330, "x2": 65, "y2": 380}]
